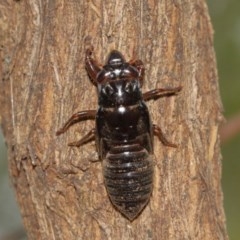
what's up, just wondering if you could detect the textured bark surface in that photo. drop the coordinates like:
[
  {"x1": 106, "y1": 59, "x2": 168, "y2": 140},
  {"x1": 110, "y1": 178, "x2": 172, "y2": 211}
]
[{"x1": 0, "y1": 0, "x2": 228, "y2": 239}]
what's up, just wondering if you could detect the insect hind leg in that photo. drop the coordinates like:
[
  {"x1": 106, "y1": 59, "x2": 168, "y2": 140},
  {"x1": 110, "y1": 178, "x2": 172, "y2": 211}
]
[
  {"x1": 153, "y1": 124, "x2": 177, "y2": 148},
  {"x1": 68, "y1": 128, "x2": 95, "y2": 147},
  {"x1": 56, "y1": 110, "x2": 96, "y2": 136}
]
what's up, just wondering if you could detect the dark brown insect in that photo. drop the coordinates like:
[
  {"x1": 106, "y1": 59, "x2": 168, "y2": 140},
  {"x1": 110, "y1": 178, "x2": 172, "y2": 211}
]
[{"x1": 56, "y1": 49, "x2": 181, "y2": 221}]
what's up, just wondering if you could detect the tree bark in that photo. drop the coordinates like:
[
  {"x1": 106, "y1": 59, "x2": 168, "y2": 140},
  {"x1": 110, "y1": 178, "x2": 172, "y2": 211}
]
[{"x1": 0, "y1": 0, "x2": 228, "y2": 239}]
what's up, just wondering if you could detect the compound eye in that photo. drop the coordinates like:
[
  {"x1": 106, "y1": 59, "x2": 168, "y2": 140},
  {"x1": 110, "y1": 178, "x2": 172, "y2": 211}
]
[
  {"x1": 125, "y1": 81, "x2": 137, "y2": 93},
  {"x1": 103, "y1": 84, "x2": 114, "y2": 96}
]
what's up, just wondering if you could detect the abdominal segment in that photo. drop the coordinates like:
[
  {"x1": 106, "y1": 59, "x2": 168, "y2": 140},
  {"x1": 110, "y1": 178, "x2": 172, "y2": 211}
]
[{"x1": 103, "y1": 143, "x2": 154, "y2": 220}]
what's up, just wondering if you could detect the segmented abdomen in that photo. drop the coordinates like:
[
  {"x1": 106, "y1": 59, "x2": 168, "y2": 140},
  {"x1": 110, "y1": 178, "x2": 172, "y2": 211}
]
[{"x1": 103, "y1": 143, "x2": 154, "y2": 220}]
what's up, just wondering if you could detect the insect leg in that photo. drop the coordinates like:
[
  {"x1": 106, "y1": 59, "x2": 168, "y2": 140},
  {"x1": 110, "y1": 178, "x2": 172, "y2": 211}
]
[
  {"x1": 129, "y1": 59, "x2": 145, "y2": 86},
  {"x1": 153, "y1": 124, "x2": 177, "y2": 148},
  {"x1": 56, "y1": 110, "x2": 96, "y2": 136},
  {"x1": 85, "y1": 48, "x2": 102, "y2": 85},
  {"x1": 68, "y1": 128, "x2": 95, "y2": 147},
  {"x1": 143, "y1": 86, "x2": 182, "y2": 101}
]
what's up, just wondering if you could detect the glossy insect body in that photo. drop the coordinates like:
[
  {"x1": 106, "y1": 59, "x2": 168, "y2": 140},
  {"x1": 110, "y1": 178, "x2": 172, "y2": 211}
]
[
  {"x1": 56, "y1": 49, "x2": 181, "y2": 220},
  {"x1": 97, "y1": 70, "x2": 154, "y2": 219}
]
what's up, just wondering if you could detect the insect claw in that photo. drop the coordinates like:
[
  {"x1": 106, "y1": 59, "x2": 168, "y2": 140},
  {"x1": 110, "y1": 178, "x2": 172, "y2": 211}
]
[
  {"x1": 68, "y1": 141, "x2": 80, "y2": 147},
  {"x1": 86, "y1": 47, "x2": 93, "y2": 57},
  {"x1": 56, "y1": 129, "x2": 63, "y2": 136},
  {"x1": 176, "y1": 86, "x2": 183, "y2": 93},
  {"x1": 167, "y1": 143, "x2": 178, "y2": 148}
]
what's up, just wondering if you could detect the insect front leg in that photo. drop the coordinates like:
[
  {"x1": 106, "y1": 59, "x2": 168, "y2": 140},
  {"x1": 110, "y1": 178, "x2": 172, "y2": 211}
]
[
  {"x1": 153, "y1": 124, "x2": 177, "y2": 148},
  {"x1": 143, "y1": 86, "x2": 182, "y2": 101},
  {"x1": 56, "y1": 110, "x2": 96, "y2": 136},
  {"x1": 129, "y1": 59, "x2": 145, "y2": 86},
  {"x1": 85, "y1": 48, "x2": 102, "y2": 85}
]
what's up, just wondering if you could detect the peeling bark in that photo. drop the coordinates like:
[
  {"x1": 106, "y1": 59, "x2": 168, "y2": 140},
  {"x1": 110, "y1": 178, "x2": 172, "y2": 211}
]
[{"x1": 0, "y1": 0, "x2": 228, "y2": 239}]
